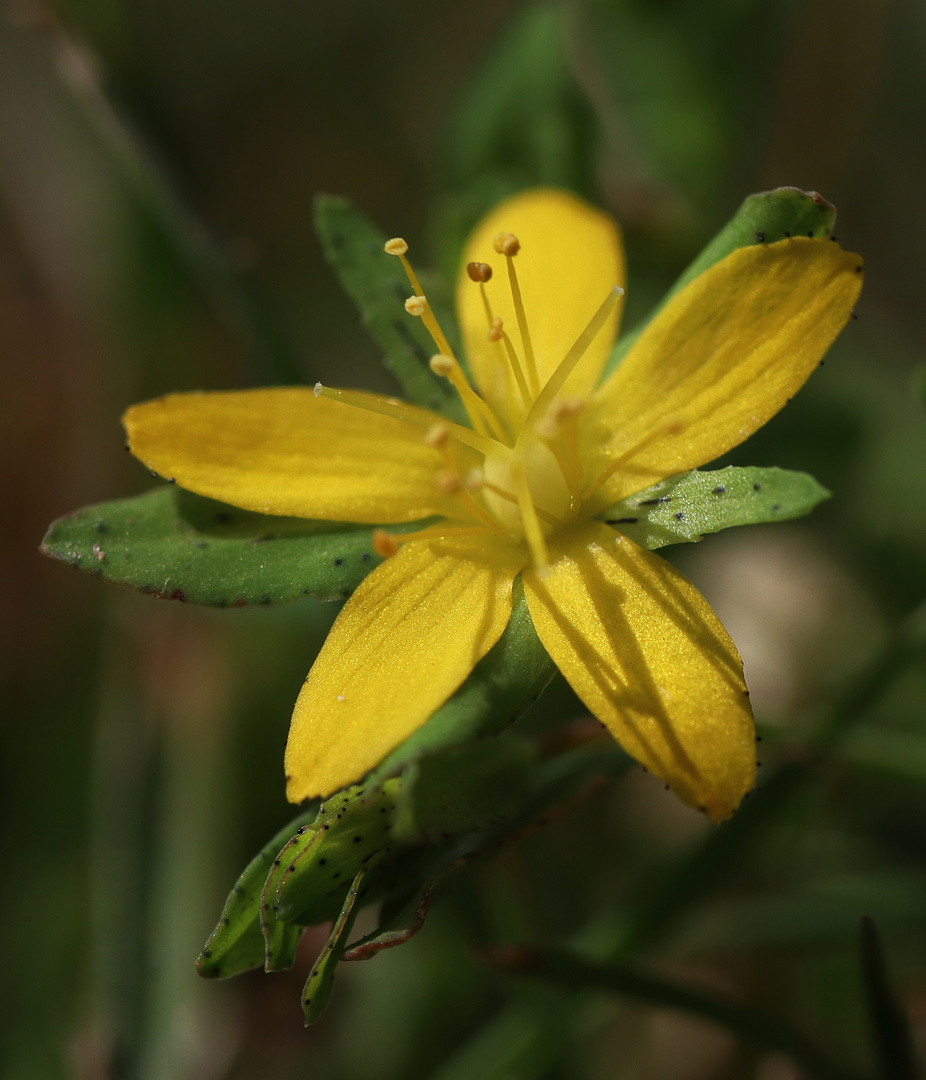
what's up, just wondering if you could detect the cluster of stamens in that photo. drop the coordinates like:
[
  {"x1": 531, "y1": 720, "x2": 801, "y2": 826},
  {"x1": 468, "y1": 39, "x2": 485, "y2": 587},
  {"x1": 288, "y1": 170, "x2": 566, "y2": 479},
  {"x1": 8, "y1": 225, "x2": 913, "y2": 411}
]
[{"x1": 316, "y1": 229, "x2": 623, "y2": 572}]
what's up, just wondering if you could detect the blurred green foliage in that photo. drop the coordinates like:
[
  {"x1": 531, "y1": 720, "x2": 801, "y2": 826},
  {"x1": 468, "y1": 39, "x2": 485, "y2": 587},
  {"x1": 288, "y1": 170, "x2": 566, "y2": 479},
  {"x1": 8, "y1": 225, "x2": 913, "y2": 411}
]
[{"x1": 4, "y1": 0, "x2": 926, "y2": 1078}]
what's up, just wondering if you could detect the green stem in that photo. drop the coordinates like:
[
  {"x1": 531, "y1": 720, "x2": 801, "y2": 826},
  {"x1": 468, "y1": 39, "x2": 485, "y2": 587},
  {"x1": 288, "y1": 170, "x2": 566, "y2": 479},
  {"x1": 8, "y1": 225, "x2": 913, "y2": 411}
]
[{"x1": 495, "y1": 947, "x2": 872, "y2": 1080}]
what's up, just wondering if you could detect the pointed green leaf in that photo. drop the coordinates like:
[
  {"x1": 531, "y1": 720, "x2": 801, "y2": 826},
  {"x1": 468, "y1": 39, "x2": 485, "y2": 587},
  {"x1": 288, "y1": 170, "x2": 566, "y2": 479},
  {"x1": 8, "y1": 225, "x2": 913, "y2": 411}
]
[
  {"x1": 260, "y1": 825, "x2": 324, "y2": 972},
  {"x1": 41, "y1": 486, "x2": 381, "y2": 607},
  {"x1": 605, "y1": 187, "x2": 840, "y2": 378},
  {"x1": 369, "y1": 579, "x2": 556, "y2": 782},
  {"x1": 196, "y1": 808, "x2": 316, "y2": 980},
  {"x1": 314, "y1": 195, "x2": 462, "y2": 417},
  {"x1": 601, "y1": 467, "x2": 830, "y2": 550},
  {"x1": 272, "y1": 780, "x2": 403, "y2": 926},
  {"x1": 301, "y1": 859, "x2": 377, "y2": 1025}
]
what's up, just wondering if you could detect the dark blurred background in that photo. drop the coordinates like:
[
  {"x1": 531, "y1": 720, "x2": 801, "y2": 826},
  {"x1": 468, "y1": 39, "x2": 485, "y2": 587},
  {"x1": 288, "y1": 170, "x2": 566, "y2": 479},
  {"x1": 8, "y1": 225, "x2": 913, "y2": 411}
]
[{"x1": 4, "y1": 0, "x2": 926, "y2": 1077}]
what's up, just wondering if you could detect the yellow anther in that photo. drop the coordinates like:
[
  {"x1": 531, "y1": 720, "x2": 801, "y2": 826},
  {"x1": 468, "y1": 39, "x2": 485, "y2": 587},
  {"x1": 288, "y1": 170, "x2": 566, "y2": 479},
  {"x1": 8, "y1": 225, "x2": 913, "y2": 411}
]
[
  {"x1": 405, "y1": 295, "x2": 428, "y2": 317},
  {"x1": 493, "y1": 232, "x2": 521, "y2": 257},
  {"x1": 372, "y1": 529, "x2": 400, "y2": 559},
  {"x1": 434, "y1": 470, "x2": 462, "y2": 495},
  {"x1": 488, "y1": 317, "x2": 504, "y2": 343},
  {"x1": 384, "y1": 237, "x2": 409, "y2": 256},
  {"x1": 424, "y1": 422, "x2": 450, "y2": 449},
  {"x1": 466, "y1": 261, "x2": 493, "y2": 283},
  {"x1": 429, "y1": 355, "x2": 455, "y2": 377}
]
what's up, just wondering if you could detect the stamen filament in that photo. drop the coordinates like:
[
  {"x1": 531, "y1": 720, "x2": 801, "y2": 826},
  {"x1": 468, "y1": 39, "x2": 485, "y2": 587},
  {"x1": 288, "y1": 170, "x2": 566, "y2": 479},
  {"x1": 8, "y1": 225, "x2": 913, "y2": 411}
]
[
  {"x1": 523, "y1": 286, "x2": 623, "y2": 436},
  {"x1": 429, "y1": 355, "x2": 507, "y2": 443},
  {"x1": 384, "y1": 240, "x2": 460, "y2": 369},
  {"x1": 313, "y1": 382, "x2": 499, "y2": 457},
  {"x1": 428, "y1": 423, "x2": 513, "y2": 533},
  {"x1": 494, "y1": 324, "x2": 532, "y2": 408},
  {"x1": 510, "y1": 460, "x2": 549, "y2": 572},
  {"x1": 405, "y1": 295, "x2": 458, "y2": 368},
  {"x1": 505, "y1": 255, "x2": 540, "y2": 397}
]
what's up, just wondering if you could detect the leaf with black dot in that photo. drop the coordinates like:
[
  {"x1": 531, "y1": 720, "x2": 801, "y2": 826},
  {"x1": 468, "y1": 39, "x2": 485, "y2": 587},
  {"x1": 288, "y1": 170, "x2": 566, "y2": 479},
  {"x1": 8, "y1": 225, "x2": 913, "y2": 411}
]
[
  {"x1": 314, "y1": 195, "x2": 464, "y2": 419},
  {"x1": 601, "y1": 466, "x2": 830, "y2": 550},
  {"x1": 40, "y1": 485, "x2": 383, "y2": 607},
  {"x1": 301, "y1": 857, "x2": 380, "y2": 1025},
  {"x1": 272, "y1": 779, "x2": 403, "y2": 926},
  {"x1": 196, "y1": 808, "x2": 316, "y2": 980},
  {"x1": 605, "y1": 187, "x2": 840, "y2": 379},
  {"x1": 260, "y1": 823, "x2": 328, "y2": 972}
]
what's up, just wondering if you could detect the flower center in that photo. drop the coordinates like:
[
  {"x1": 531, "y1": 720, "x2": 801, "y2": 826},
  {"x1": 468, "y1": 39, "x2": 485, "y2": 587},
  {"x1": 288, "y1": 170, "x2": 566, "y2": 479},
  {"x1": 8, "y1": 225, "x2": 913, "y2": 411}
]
[{"x1": 317, "y1": 231, "x2": 621, "y2": 572}]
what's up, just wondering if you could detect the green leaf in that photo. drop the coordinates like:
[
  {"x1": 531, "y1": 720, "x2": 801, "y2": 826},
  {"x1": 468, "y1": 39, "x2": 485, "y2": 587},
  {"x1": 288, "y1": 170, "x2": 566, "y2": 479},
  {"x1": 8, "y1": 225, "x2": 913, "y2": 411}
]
[
  {"x1": 271, "y1": 780, "x2": 403, "y2": 926},
  {"x1": 196, "y1": 808, "x2": 316, "y2": 980},
  {"x1": 314, "y1": 195, "x2": 462, "y2": 418},
  {"x1": 605, "y1": 187, "x2": 840, "y2": 378},
  {"x1": 301, "y1": 858, "x2": 378, "y2": 1025},
  {"x1": 369, "y1": 578, "x2": 557, "y2": 781},
  {"x1": 392, "y1": 737, "x2": 536, "y2": 845},
  {"x1": 41, "y1": 486, "x2": 381, "y2": 607},
  {"x1": 260, "y1": 825, "x2": 323, "y2": 972},
  {"x1": 601, "y1": 467, "x2": 830, "y2": 550},
  {"x1": 859, "y1": 917, "x2": 918, "y2": 1080}
]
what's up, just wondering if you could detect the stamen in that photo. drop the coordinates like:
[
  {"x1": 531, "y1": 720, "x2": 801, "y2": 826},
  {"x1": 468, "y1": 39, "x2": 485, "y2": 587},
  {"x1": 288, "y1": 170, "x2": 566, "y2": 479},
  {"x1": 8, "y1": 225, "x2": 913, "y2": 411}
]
[
  {"x1": 387, "y1": 239, "x2": 511, "y2": 445},
  {"x1": 510, "y1": 460, "x2": 549, "y2": 573},
  {"x1": 473, "y1": 272, "x2": 531, "y2": 409},
  {"x1": 313, "y1": 383, "x2": 498, "y2": 457},
  {"x1": 466, "y1": 261, "x2": 493, "y2": 283},
  {"x1": 493, "y1": 231, "x2": 539, "y2": 396},
  {"x1": 405, "y1": 295, "x2": 428, "y2": 316},
  {"x1": 492, "y1": 232, "x2": 521, "y2": 258},
  {"x1": 372, "y1": 529, "x2": 400, "y2": 559},
  {"x1": 384, "y1": 238, "x2": 424, "y2": 295},
  {"x1": 487, "y1": 317, "x2": 531, "y2": 407},
  {"x1": 523, "y1": 286, "x2": 623, "y2": 435},
  {"x1": 428, "y1": 354, "x2": 507, "y2": 443},
  {"x1": 424, "y1": 426, "x2": 510, "y2": 534}
]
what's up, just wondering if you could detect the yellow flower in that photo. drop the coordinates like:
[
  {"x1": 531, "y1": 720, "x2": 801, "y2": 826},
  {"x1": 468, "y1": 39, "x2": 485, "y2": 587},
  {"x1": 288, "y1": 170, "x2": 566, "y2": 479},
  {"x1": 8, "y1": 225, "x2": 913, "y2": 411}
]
[{"x1": 124, "y1": 189, "x2": 862, "y2": 822}]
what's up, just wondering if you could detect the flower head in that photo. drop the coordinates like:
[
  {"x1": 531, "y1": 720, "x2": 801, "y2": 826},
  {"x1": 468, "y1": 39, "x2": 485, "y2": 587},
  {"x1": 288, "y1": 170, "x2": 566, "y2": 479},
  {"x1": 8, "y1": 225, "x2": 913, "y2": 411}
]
[{"x1": 124, "y1": 189, "x2": 862, "y2": 822}]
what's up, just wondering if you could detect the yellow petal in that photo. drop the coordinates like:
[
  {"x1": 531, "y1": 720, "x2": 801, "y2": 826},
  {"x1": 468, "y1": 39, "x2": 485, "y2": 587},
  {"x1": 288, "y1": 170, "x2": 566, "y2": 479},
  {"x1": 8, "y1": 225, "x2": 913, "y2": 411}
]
[
  {"x1": 523, "y1": 523, "x2": 755, "y2": 821},
  {"x1": 586, "y1": 238, "x2": 863, "y2": 509},
  {"x1": 124, "y1": 387, "x2": 465, "y2": 523},
  {"x1": 285, "y1": 535, "x2": 521, "y2": 801},
  {"x1": 458, "y1": 189, "x2": 624, "y2": 428}
]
